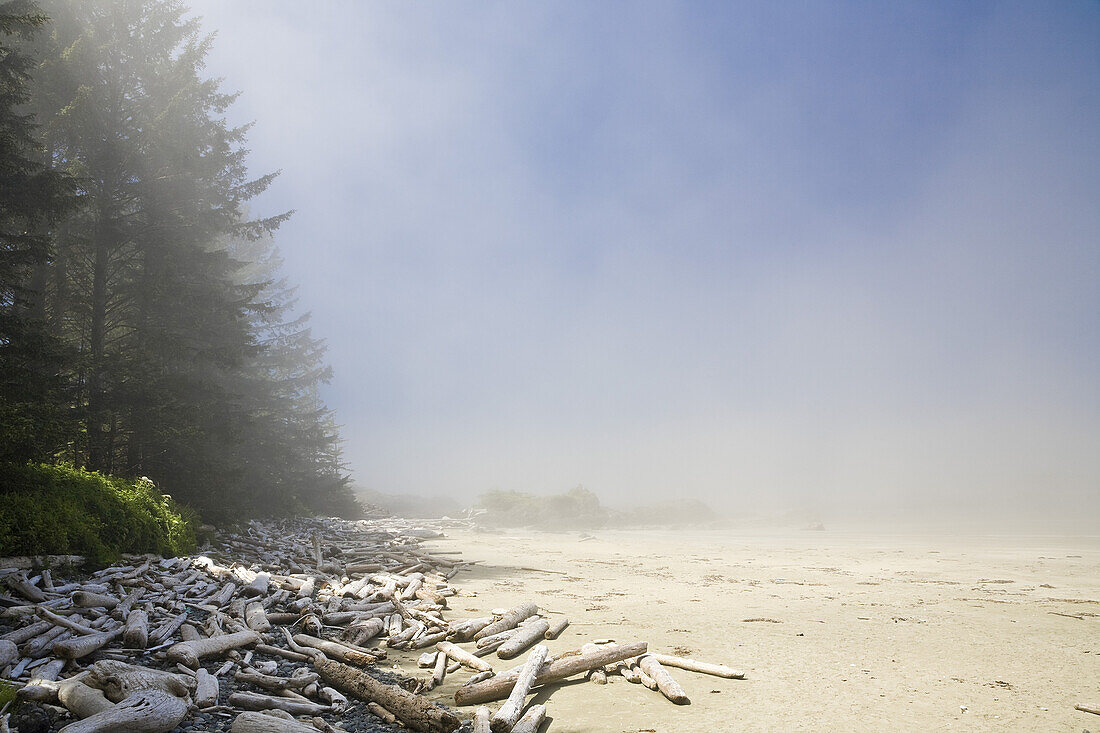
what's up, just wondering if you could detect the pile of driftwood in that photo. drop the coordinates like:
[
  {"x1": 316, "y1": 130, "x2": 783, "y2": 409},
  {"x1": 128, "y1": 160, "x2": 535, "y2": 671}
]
[{"x1": 0, "y1": 518, "x2": 743, "y2": 732}]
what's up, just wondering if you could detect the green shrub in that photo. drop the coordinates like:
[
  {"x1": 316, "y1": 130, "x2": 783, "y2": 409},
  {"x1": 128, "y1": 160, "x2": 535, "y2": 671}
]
[{"x1": 0, "y1": 462, "x2": 197, "y2": 564}]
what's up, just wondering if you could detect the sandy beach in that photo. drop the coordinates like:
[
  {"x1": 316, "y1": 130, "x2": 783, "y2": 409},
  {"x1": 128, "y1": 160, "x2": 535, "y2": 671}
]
[{"x1": 409, "y1": 527, "x2": 1100, "y2": 732}]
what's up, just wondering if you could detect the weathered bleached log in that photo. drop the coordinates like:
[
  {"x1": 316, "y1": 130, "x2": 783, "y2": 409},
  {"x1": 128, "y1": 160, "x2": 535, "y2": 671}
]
[
  {"x1": 0, "y1": 639, "x2": 16, "y2": 667},
  {"x1": 58, "y1": 689, "x2": 188, "y2": 733},
  {"x1": 497, "y1": 619, "x2": 549, "y2": 660},
  {"x1": 432, "y1": 648, "x2": 448, "y2": 686},
  {"x1": 633, "y1": 662, "x2": 658, "y2": 690},
  {"x1": 648, "y1": 653, "x2": 744, "y2": 679},
  {"x1": 340, "y1": 615, "x2": 384, "y2": 639},
  {"x1": 229, "y1": 711, "x2": 318, "y2": 733},
  {"x1": 638, "y1": 655, "x2": 689, "y2": 704},
  {"x1": 473, "y1": 706, "x2": 491, "y2": 733},
  {"x1": 436, "y1": 641, "x2": 493, "y2": 673},
  {"x1": 123, "y1": 609, "x2": 148, "y2": 648},
  {"x1": 244, "y1": 602, "x2": 270, "y2": 632},
  {"x1": 474, "y1": 602, "x2": 538, "y2": 640},
  {"x1": 477, "y1": 628, "x2": 519, "y2": 649},
  {"x1": 17, "y1": 681, "x2": 60, "y2": 704},
  {"x1": 37, "y1": 607, "x2": 97, "y2": 635},
  {"x1": 234, "y1": 669, "x2": 317, "y2": 690},
  {"x1": 580, "y1": 643, "x2": 608, "y2": 684},
  {"x1": 212, "y1": 582, "x2": 236, "y2": 607},
  {"x1": 1077, "y1": 703, "x2": 1100, "y2": 716},
  {"x1": 411, "y1": 630, "x2": 449, "y2": 650},
  {"x1": 448, "y1": 617, "x2": 492, "y2": 642},
  {"x1": 31, "y1": 657, "x2": 66, "y2": 682},
  {"x1": 228, "y1": 691, "x2": 329, "y2": 716},
  {"x1": 0, "y1": 554, "x2": 84, "y2": 570},
  {"x1": 5, "y1": 574, "x2": 46, "y2": 602},
  {"x1": 464, "y1": 670, "x2": 494, "y2": 687},
  {"x1": 254, "y1": 642, "x2": 310, "y2": 663},
  {"x1": 58, "y1": 677, "x2": 114, "y2": 718},
  {"x1": 544, "y1": 617, "x2": 569, "y2": 640},
  {"x1": 166, "y1": 629, "x2": 260, "y2": 668},
  {"x1": 178, "y1": 623, "x2": 201, "y2": 642},
  {"x1": 490, "y1": 645, "x2": 548, "y2": 733},
  {"x1": 85, "y1": 660, "x2": 194, "y2": 702},
  {"x1": 474, "y1": 638, "x2": 507, "y2": 658},
  {"x1": 194, "y1": 667, "x2": 218, "y2": 708},
  {"x1": 115, "y1": 588, "x2": 145, "y2": 617},
  {"x1": 314, "y1": 657, "x2": 460, "y2": 733},
  {"x1": 53, "y1": 628, "x2": 123, "y2": 659},
  {"x1": 3, "y1": 619, "x2": 51, "y2": 644},
  {"x1": 510, "y1": 704, "x2": 546, "y2": 733},
  {"x1": 149, "y1": 611, "x2": 188, "y2": 645},
  {"x1": 455, "y1": 641, "x2": 647, "y2": 706},
  {"x1": 243, "y1": 573, "x2": 270, "y2": 597},
  {"x1": 319, "y1": 685, "x2": 348, "y2": 713},
  {"x1": 73, "y1": 591, "x2": 119, "y2": 609},
  {"x1": 25, "y1": 628, "x2": 71, "y2": 658},
  {"x1": 292, "y1": 633, "x2": 376, "y2": 665}
]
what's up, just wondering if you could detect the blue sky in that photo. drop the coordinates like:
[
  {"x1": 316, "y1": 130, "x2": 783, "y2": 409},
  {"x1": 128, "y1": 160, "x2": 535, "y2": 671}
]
[{"x1": 186, "y1": 1, "x2": 1099, "y2": 521}]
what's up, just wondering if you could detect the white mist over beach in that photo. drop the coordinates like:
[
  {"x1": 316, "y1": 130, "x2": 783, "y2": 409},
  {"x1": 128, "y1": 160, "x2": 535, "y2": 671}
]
[{"x1": 186, "y1": 2, "x2": 1100, "y2": 527}]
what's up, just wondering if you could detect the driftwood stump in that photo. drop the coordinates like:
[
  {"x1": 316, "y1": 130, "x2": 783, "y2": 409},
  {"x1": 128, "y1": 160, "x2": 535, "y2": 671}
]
[{"x1": 57, "y1": 690, "x2": 188, "y2": 733}]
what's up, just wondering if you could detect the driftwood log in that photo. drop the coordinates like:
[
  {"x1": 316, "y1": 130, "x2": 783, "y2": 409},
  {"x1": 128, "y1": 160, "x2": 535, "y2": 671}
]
[
  {"x1": 53, "y1": 628, "x2": 123, "y2": 659},
  {"x1": 122, "y1": 609, "x2": 148, "y2": 648},
  {"x1": 490, "y1": 644, "x2": 549, "y2": 733},
  {"x1": 474, "y1": 602, "x2": 538, "y2": 640},
  {"x1": 229, "y1": 711, "x2": 318, "y2": 732},
  {"x1": 497, "y1": 619, "x2": 549, "y2": 659},
  {"x1": 0, "y1": 638, "x2": 16, "y2": 667},
  {"x1": 293, "y1": 633, "x2": 376, "y2": 665},
  {"x1": 473, "y1": 706, "x2": 491, "y2": 733},
  {"x1": 57, "y1": 678, "x2": 114, "y2": 719},
  {"x1": 455, "y1": 641, "x2": 647, "y2": 705},
  {"x1": 437, "y1": 640, "x2": 493, "y2": 672},
  {"x1": 314, "y1": 657, "x2": 460, "y2": 733},
  {"x1": 510, "y1": 703, "x2": 547, "y2": 733},
  {"x1": 544, "y1": 617, "x2": 569, "y2": 639},
  {"x1": 227, "y1": 691, "x2": 330, "y2": 716},
  {"x1": 166, "y1": 630, "x2": 260, "y2": 668},
  {"x1": 638, "y1": 654, "x2": 690, "y2": 704},
  {"x1": 58, "y1": 690, "x2": 188, "y2": 733},
  {"x1": 648, "y1": 652, "x2": 744, "y2": 679},
  {"x1": 194, "y1": 668, "x2": 218, "y2": 708}
]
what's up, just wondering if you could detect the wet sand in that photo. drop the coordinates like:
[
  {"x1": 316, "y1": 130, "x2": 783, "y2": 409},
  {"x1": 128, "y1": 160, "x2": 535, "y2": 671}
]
[{"x1": 411, "y1": 527, "x2": 1100, "y2": 732}]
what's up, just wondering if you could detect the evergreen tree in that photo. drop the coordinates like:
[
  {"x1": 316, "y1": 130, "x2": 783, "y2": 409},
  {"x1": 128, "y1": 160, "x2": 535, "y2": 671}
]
[
  {"x1": 0, "y1": 0, "x2": 74, "y2": 462},
  {"x1": 11, "y1": 0, "x2": 358, "y2": 519}
]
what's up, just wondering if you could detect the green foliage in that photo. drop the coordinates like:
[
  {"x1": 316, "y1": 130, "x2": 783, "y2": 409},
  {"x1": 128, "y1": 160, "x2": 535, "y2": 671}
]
[
  {"x1": 0, "y1": 462, "x2": 196, "y2": 563},
  {"x1": 476, "y1": 486, "x2": 608, "y2": 529}
]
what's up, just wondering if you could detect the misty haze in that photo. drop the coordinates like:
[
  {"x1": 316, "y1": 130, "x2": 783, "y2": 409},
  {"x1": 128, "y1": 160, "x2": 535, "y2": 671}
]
[{"x1": 0, "y1": 1, "x2": 1097, "y2": 732}]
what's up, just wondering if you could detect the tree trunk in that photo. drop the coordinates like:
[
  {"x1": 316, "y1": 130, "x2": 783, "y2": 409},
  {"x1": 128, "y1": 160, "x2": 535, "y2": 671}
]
[{"x1": 314, "y1": 658, "x2": 459, "y2": 733}]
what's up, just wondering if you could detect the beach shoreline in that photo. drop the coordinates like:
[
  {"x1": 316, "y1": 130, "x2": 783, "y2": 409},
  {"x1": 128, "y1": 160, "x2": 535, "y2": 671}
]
[{"x1": 418, "y1": 526, "x2": 1100, "y2": 732}]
